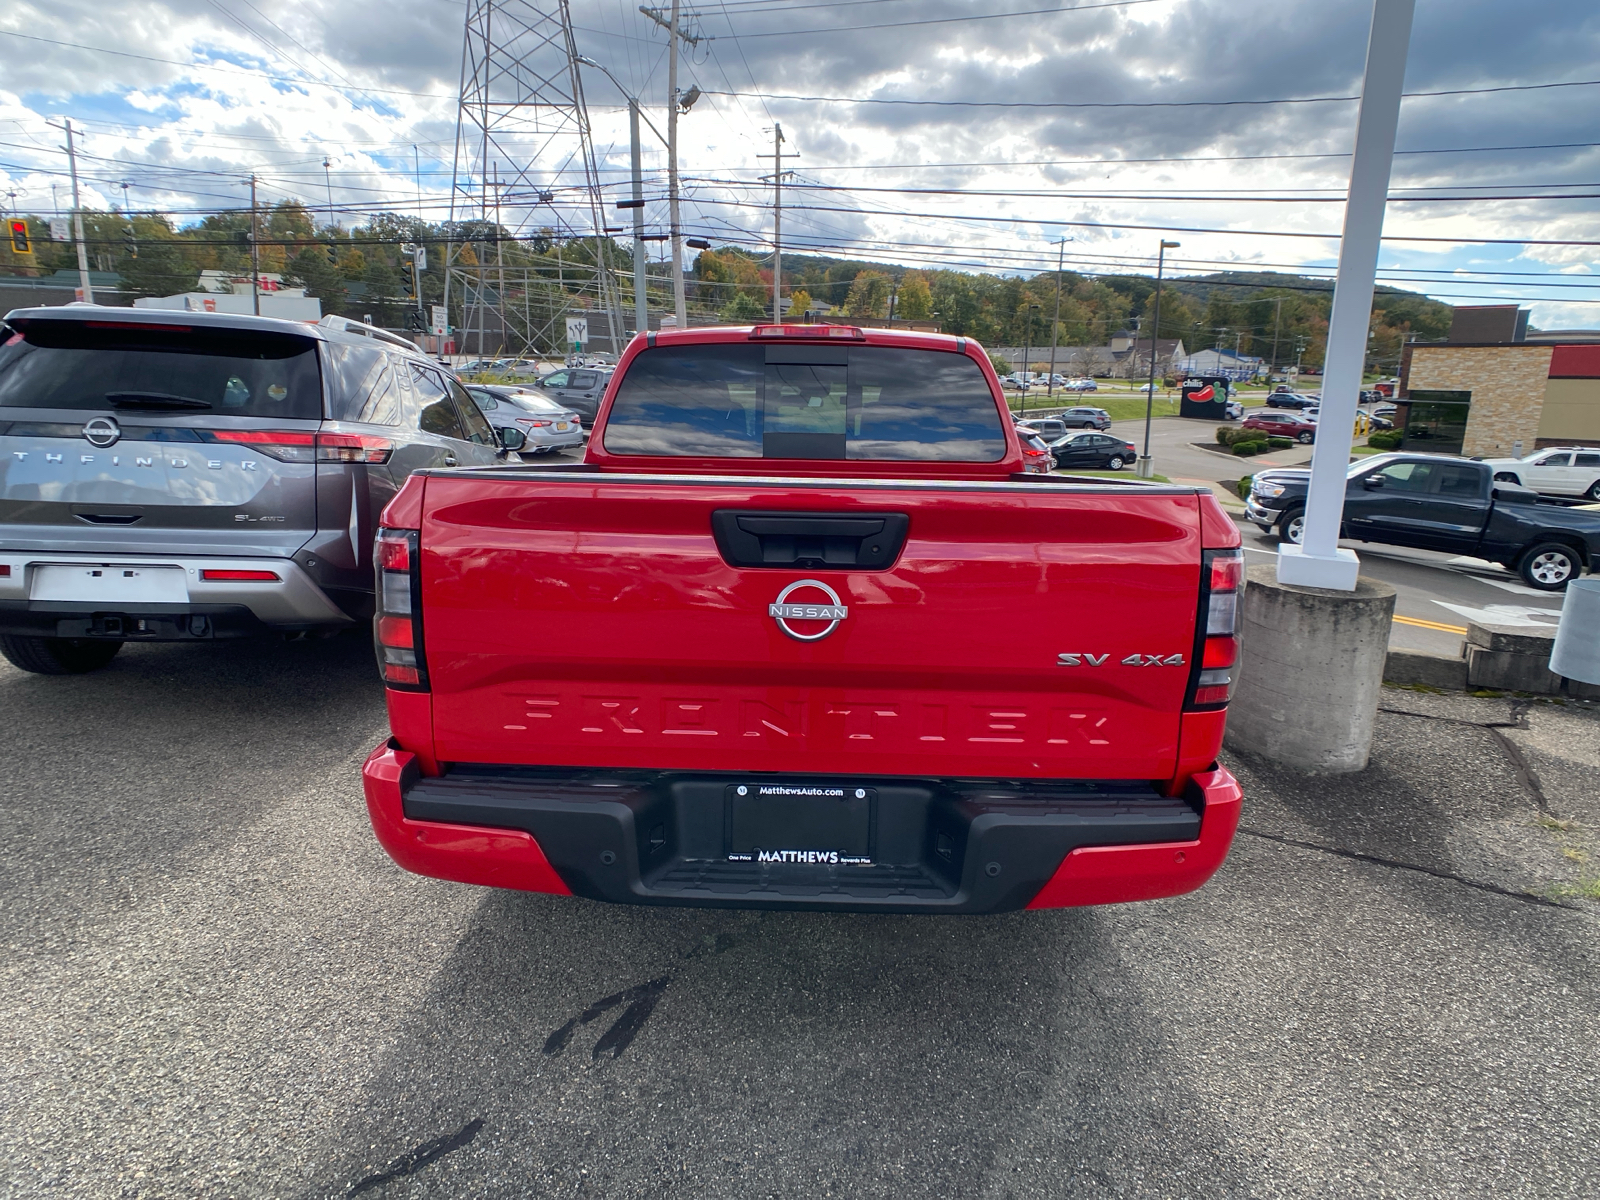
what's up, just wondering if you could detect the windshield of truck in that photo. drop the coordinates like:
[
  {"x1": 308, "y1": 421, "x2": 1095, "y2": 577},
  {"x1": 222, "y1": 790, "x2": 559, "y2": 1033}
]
[
  {"x1": 602, "y1": 342, "x2": 1006, "y2": 461},
  {"x1": 0, "y1": 319, "x2": 322, "y2": 418}
]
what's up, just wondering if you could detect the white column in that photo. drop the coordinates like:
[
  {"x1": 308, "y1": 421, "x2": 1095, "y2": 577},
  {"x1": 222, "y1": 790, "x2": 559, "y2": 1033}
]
[{"x1": 1278, "y1": 0, "x2": 1415, "y2": 591}]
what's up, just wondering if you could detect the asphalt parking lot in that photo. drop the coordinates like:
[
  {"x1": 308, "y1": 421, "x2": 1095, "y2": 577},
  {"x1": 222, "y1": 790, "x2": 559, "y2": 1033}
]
[{"x1": 3, "y1": 637, "x2": 1598, "y2": 1198}]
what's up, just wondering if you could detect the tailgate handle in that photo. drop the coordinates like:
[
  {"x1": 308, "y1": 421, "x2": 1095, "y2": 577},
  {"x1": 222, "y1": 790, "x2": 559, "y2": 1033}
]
[{"x1": 711, "y1": 510, "x2": 909, "y2": 569}]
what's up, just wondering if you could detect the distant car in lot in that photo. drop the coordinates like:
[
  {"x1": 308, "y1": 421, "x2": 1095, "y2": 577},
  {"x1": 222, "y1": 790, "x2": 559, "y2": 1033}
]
[
  {"x1": 1016, "y1": 418, "x2": 1069, "y2": 441},
  {"x1": 1061, "y1": 406, "x2": 1112, "y2": 429},
  {"x1": 1050, "y1": 431, "x2": 1139, "y2": 470},
  {"x1": 532, "y1": 366, "x2": 611, "y2": 425},
  {"x1": 1068, "y1": 378, "x2": 1098, "y2": 392},
  {"x1": 1266, "y1": 392, "x2": 1319, "y2": 410},
  {"x1": 1372, "y1": 402, "x2": 1398, "y2": 419},
  {"x1": 1480, "y1": 447, "x2": 1600, "y2": 501},
  {"x1": 1224, "y1": 399, "x2": 1244, "y2": 420},
  {"x1": 1241, "y1": 411, "x2": 1317, "y2": 443},
  {"x1": 1302, "y1": 406, "x2": 1393, "y2": 432},
  {"x1": 1014, "y1": 427, "x2": 1053, "y2": 474},
  {"x1": 464, "y1": 385, "x2": 584, "y2": 455}
]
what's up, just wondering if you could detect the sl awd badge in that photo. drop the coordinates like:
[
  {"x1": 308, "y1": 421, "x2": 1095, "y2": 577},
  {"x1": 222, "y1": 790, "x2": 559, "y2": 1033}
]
[{"x1": 769, "y1": 579, "x2": 848, "y2": 642}]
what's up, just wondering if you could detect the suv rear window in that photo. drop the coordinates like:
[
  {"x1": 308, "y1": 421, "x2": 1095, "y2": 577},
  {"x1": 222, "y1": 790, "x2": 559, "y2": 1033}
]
[
  {"x1": 602, "y1": 343, "x2": 1005, "y2": 461},
  {"x1": 0, "y1": 319, "x2": 322, "y2": 419}
]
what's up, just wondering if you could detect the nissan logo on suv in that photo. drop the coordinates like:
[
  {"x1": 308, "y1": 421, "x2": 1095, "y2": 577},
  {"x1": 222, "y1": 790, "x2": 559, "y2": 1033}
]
[{"x1": 82, "y1": 417, "x2": 121, "y2": 448}]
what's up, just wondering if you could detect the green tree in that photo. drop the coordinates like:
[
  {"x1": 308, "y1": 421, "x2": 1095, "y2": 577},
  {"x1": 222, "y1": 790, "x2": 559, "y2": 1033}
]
[
  {"x1": 896, "y1": 271, "x2": 932, "y2": 319},
  {"x1": 115, "y1": 214, "x2": 201, "y2": 299},
  {"x1": 845, "y1": 270, "x2": 890, "y2": 318},
  {"x1": 720, "y1": 291, "x2": 766, "y2": 322},
  {"x1": 363, "y1": 259, "x2": 403, "y2": 327},
  {"x1": 284, "y1": 247, "x2": 348, "y2": 316},
  {"x1": 787, "y1": 287, "x2": 813, "y2": 318}
]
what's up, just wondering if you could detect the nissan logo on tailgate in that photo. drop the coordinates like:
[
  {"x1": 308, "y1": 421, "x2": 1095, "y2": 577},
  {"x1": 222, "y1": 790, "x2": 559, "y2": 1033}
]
[
  {"x1": 82, "y1": 417, "x2": 121, "y2": 448},
  {"x1": 768, "y1": 579, "x2": 848, "y2": 641}
]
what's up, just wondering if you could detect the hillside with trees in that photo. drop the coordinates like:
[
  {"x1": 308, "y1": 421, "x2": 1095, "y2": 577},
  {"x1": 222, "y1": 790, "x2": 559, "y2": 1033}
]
[{"x1": 0, "y1": 202, "x2": 1452, "y2": 370}]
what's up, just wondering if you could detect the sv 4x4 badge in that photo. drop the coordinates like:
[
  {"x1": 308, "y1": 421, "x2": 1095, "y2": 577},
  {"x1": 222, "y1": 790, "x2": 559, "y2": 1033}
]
[{"x1": 1058, "y1": 652, "x2": 1185, "y2": 666}]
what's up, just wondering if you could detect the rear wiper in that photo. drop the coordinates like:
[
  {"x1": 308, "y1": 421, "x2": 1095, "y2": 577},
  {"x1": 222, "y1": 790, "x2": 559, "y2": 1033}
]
[{"x1": 106, "y1": 391, "x2": 212, "y2": 410}]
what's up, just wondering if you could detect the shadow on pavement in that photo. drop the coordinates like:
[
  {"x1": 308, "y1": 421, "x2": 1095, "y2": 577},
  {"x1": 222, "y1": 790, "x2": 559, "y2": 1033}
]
[
  {"x1": 0, "y1": 630, "x2": 385, "y2": 937},
  {"x1": 306, "y1": 893, "x2": 1256, "y2": 1200}
]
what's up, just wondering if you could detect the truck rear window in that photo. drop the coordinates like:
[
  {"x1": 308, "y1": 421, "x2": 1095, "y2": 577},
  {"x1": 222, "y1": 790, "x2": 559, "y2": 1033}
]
[
  {"x1": 0, "y1": 319, "x2": 322, "y2": 419},
  {"x1": 602, "y1": 343, "x2": 1005, "y2": 461}
]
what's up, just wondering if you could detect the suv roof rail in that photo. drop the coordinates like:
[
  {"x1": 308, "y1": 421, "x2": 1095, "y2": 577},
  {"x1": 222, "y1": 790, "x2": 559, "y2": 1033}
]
[{"x1": 317, "y1": 314, "x2": 421, "y2": 354}]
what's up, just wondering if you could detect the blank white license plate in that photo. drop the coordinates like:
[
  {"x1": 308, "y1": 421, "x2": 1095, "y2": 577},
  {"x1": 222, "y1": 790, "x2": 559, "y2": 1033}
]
[{"x1": 31, "y1": 565, "x2": 189, "y2": 604}]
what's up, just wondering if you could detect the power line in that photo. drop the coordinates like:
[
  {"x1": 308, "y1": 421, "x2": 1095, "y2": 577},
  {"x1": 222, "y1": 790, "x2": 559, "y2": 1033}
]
[{"x1": 704, "y1": 76, "x2": 1600, "y2": 111}]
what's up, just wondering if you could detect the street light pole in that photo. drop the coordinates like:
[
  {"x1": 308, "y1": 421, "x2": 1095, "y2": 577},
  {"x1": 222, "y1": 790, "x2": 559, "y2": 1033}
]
[
  {"x1": 1279, "y1": 0, "x2": 1415, "y2": 590},
  {"x1": 1047, "y1": 238, "x2": 1067, "y2": 399},
  {"x1": 1137, "y1": 239, "x2": 1179, "y2": 479},
  {"x1": 1020, "y1": 303, "x2": 1039, "y2": 417},
  {"x1": 628, "y1": 99, "x2": 647, "y2": 336}
]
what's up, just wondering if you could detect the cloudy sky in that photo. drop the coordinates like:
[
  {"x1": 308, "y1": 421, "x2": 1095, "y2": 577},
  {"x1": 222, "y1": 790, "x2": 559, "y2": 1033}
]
[{"x1": 1, "y1": 0, "x2": 1597, "y2": 326}]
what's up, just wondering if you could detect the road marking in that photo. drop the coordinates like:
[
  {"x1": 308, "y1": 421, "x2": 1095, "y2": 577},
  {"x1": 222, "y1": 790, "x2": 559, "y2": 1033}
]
[
  {"x1": 1432, "y1": 601, "x2": 1562, "y2": 628},
  {"x1": 1393, "y1": 615, "x2": 1468, "y2": 634}
]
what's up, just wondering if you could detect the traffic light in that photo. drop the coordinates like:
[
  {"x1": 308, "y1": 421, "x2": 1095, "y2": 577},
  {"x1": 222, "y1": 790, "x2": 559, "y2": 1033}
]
[
  {"x1": 325, "y1": 242, "x2": 338, "y2": 265},
  {"x1": 123, "y1": 225, "x2": 138, "y2": 260},
  {"x1": 8, "y1": 219, "x2": 31, "y2": 255}
]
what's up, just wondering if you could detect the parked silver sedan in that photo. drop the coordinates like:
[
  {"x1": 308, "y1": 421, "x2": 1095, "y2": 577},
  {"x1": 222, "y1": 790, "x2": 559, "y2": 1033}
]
[{"x1": 465, "y1": 385, "x2": 585, "y2": 455}]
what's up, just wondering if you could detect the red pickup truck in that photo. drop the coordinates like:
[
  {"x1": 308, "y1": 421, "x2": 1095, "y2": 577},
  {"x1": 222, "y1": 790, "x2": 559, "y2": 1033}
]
[{"x1": 362, "y1": 324, "x2": 1243, "y2": 913}]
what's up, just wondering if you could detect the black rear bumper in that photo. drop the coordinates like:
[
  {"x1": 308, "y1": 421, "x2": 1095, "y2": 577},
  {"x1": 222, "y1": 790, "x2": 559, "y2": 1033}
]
[
  {"x1": 401, "y1": 766, "x2": 1203, "y2": 914},
  {"x1": 0, "y1": 600, "x2": 270, "y2": 640}
]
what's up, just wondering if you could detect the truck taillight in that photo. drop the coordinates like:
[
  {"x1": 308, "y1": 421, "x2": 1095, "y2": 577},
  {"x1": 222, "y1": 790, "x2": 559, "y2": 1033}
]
[
  {"x1": 375, "y1": 527, "x2": 428, "y2": 690},
  {"x1": 1186, "y1": 548, "x2": 1243, "y2": 710}
]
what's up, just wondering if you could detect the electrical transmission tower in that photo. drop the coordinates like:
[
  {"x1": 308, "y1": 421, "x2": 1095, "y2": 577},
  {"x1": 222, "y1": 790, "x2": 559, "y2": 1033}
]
[{"x1": 446, "y1": 0, "x2": 626, "y2": 360}]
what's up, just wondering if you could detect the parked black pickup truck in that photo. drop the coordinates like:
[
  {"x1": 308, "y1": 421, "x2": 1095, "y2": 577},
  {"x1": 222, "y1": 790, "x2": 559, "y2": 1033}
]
[{"x1": 1245, "y1": 453, "x2": 1600, "y2": 590}]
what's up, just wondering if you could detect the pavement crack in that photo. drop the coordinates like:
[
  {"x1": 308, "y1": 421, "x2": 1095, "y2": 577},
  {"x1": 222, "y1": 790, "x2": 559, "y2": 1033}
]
[
  {"x1": 1239, "y1": 826, "x2": 1574, "y2": 909},
  {"x1": 1378, "y1": 704, "x2": 1552, "y2": 814},
  {"x1": 347, "y1": 1117, "x2": 484, "y2": 1196}
]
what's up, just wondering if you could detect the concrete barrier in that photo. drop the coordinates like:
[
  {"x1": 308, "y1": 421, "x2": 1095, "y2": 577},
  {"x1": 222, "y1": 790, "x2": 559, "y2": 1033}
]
[
  {"x1": 1226, "y1": 565, "x2": 1396, "y2": 773},
  {"x1": 1380, "y1": 619, "x2": 1599, "y2": 698}
]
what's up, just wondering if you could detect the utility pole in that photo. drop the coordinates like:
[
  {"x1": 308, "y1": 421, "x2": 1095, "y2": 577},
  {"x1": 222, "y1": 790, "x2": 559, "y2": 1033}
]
[
  {"x1": 757, "y1": 124, "x2": 794, "y2": 323},
  {"x1": 640, "y1": 4, "x2": 699, "y2": 327},
  {"x1": 1269, "y1": 294, "x2": 1283, "y2": 377},
  {"x1": 249, "y1": 174, "x2": 261, "y2": 316},
  {"x1": 665, "y1": 0, "x2": 687, "y2": 326},
  {"x1": 1047, "y1": 238, "x2": 1067, "y2": 398},
  {"x1": 323, "y1": 157, "x2": 334, "y2": 221},
  {"x1": 62, "y1": 119, "x2": 93, "y2": 304}
]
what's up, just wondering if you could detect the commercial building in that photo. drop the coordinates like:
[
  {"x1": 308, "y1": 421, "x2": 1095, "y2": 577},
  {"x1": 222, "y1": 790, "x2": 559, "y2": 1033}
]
[{"x1": 1398, "y1": 306, "x2": 1600, "y2": 456}]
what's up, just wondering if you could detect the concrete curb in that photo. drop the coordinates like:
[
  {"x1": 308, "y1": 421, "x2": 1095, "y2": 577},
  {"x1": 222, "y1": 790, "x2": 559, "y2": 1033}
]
[{"x1": 1383, "y1": 621, "x2": 1600, "y2": 698}]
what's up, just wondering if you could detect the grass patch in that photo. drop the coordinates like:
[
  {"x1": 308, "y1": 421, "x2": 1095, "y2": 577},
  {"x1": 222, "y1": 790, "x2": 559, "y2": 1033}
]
[
  {"x1": 1014, "y1": 396, "x2": 1175, "y2": 422},
  {"x1": 1546, "y1": 878, "x2": 1600, "y2": 902}
]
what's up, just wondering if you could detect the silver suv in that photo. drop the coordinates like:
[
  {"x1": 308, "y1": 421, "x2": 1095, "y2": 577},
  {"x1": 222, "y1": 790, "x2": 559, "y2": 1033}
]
[{"x1": 0, "y1": 306, "x2": 524, "y2": 674}]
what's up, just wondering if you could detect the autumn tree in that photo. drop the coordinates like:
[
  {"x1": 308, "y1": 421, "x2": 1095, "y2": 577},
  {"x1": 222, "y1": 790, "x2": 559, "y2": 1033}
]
[
  {"x1": 895, "y1": 271, "x2": 932, "y2": 319},
  {"x1": 844, "y1": 270, "x2": 890, "y2": 318},
  {"x1": 786, "y1": 287, "x2": 812, "y2": 318}
]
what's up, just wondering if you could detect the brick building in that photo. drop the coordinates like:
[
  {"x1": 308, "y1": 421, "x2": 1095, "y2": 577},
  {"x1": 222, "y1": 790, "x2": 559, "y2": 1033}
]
[{"x1": 1397, "y1": 306, "x2": 1600, "y2": 456}]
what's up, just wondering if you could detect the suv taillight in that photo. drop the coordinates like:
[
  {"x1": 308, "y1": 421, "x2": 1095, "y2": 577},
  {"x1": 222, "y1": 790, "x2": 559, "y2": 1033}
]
[
  {"x1": 1185, "y1": 548, "x2": 1242, "y2": 710},
  {"x1": 206, "y1": 430, "x2": 394, "y2": 464},
  {"x1": 375, "y1": 528, "x2": 428, "y2": 690}
]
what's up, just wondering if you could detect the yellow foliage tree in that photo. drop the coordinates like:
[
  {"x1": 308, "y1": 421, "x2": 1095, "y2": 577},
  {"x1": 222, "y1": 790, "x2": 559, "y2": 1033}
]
[{"x1": 896, "y1": 272, "x2": 932, "y2": 320}]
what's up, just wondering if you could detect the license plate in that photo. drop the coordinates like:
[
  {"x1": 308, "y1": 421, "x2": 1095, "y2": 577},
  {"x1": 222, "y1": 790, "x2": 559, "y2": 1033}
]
[
  {"x1": 556, "y1": 422, "x2": 569, "y2": 431},
  {"x1": 30, "y1": 564, "x2": 188, "y2": 604},
  {"x1": 726, "y1": 783, "x2": 875, "y2": 865}
]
